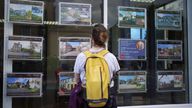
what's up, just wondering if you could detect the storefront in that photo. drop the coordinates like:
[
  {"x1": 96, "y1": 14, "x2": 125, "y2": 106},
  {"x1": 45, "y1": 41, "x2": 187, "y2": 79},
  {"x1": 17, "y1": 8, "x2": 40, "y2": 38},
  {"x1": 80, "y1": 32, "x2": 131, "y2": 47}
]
[{"x1": 1, "y1": 0, "x2": 192, "y2": 108}]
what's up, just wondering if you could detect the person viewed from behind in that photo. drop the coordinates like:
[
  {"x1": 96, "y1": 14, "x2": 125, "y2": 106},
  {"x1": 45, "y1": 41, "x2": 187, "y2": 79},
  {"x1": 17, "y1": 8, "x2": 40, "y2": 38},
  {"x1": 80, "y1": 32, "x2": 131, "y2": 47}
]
[{"x1": 73, "y1": 24, "x2": 120, "y2": 108}]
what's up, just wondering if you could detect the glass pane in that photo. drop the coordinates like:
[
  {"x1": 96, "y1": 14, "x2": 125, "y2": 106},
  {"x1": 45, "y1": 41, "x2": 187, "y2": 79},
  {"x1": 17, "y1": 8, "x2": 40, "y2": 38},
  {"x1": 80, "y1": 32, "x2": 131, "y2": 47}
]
[
  {"x1": 10, "y1": 0, "x2": 103, "y2": 108},
  {"x1": 108, "y1": 0, "x2": 187, "y2": 106}
]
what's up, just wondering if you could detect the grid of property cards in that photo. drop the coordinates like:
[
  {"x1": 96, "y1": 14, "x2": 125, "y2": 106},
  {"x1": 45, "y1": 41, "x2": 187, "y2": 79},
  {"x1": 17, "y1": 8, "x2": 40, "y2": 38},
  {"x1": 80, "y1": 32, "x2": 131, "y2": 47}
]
[
  {"x1": 117, "y1": 6, "x2": 147, "y2": 93},
  {"x1": 155, "y1": 9, "x2": 184, "y2": 92},
  {"x1": 6, "y1": 0, "x2": 45, "y2": 97},
  {"x1": 117, "y1": 6, "x2": 184, "y2": 93},
  {"x1": 5, "y1": 0, "x2": 185, "y2": 97}
]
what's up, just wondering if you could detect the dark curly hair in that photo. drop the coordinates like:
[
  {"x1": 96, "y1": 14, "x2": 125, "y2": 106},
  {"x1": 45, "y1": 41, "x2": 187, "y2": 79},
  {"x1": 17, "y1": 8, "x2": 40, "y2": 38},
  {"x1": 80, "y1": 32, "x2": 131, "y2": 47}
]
[{"x1": 92, "y1": 24, "x2": 108, "y2": 48}]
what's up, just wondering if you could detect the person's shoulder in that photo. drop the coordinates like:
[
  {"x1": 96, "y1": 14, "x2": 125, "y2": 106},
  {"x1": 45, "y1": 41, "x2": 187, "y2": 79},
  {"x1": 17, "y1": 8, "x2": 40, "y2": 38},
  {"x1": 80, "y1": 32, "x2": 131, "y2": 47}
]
[
  {"x1": 76, "y1": 52, "x2": 86, "y2": 59},
  {"x1": 105, "y1": 51, "x2": 117, "y2": 59}
]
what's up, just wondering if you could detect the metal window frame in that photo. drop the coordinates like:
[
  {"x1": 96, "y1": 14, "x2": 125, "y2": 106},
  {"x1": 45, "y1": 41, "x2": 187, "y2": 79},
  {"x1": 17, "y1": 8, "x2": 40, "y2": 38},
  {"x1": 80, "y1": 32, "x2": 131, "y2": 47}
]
[
  {"x1": 186, "y1": 0, "x2": 192, "y2": 103},
  {"x1": 3, "y1": 0, "x2": 13, "y2": 107}
]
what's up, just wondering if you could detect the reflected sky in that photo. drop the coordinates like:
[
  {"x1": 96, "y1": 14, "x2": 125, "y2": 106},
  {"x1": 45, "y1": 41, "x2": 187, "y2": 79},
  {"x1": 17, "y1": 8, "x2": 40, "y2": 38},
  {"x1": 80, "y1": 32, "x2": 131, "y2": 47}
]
[
  {"x1": 120, "y1": 75, "x2": 135, "y2": 81},
  {"x1": 131, "y1": 28, "x2": 146, "y2": 39},
  {"x1": 60, "y1": 76, "x2": 72, "y2": 80},
  {"x1": 7, "y1": 78, "x2": 29, "y2": 84}
]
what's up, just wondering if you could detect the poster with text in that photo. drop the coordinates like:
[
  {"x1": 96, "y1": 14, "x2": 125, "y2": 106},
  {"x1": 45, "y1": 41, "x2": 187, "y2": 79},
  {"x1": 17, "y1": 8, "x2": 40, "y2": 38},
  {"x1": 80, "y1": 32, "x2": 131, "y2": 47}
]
[
  {"x1": 157, "y1": 40, "x2": 182, "y2": 60},
  {"x1": 8, "y1": 36, "x2": 43, "y2": 60},
  {"x1": 7, "y1": 73, "x2": 43, "y2": 97},
  {"x1": 118, "y1": 6, "x2": 146, "y2": 28},
  {"x1": 58, "y1": 72, "x2": 75, "y2": 96},
  {"x1": 9, "y1": 0, "x2": 44, "y2": 24},
  {"x1": 155, "y1": 10, "x2": 182, "y2": 30},
  {"x1": 157, "y1": 71, "x2": 184, "y2": 91},
  {"x1": 59, "y1": 37, "x2": 91, "y2": 60},
  {"x1": 118, "y1": 71, "x2": 147, "y2": 93},
  {"x1": 59, "y1": 2, "x2": 91, "y2": 25},
  {"x1": 118, "y1": 39, "x2": 146, "y2": 60}
]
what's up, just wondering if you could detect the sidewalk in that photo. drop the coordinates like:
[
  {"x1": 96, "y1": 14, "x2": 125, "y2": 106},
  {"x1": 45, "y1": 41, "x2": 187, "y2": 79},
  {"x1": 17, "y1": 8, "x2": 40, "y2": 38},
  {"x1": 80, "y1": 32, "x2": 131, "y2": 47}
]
[{"x1": 118, "y1": 104, "x2": 192, "y2": 108}]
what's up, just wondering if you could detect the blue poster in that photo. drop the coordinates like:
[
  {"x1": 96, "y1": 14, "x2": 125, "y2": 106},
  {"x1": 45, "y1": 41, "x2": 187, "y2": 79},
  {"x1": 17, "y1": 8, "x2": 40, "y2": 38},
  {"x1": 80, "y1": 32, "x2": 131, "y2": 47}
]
[{"x1": 118, "y1": 39, "x2": 146, "y2": 60}]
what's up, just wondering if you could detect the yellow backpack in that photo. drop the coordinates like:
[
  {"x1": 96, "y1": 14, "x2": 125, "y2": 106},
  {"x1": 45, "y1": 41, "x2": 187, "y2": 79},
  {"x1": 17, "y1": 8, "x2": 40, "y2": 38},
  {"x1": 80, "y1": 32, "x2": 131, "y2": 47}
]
[{"x1": 83, "y1": 50, "x2": 110, "y2": 107}]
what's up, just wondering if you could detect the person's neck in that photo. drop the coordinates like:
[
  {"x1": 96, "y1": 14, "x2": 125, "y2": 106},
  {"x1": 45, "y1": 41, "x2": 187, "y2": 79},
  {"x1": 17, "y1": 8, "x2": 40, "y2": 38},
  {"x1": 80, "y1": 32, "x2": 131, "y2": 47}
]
[{"x1": 92, "y1": 45, "x2": 104, "y2": 49}]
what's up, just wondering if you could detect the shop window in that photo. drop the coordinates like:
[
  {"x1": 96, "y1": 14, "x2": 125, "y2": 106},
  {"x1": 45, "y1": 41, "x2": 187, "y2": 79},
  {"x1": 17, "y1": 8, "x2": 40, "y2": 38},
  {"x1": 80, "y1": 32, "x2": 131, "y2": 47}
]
[{"x1": 108, "y1": 0, "x2": 187, "y2": 106}]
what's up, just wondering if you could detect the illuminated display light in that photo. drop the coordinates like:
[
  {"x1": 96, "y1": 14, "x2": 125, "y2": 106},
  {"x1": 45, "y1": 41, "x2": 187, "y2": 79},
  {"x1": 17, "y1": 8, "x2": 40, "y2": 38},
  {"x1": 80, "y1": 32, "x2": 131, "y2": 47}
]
[
  {"x1": 130, "y1": 0, "x2": 155, "y2": 3},
  {"x1": 43, "y1": 21, "x2": 59, "y2": 25},
  {"x1": 0, "y1": 19, "x2": 4, "y2": 23}
]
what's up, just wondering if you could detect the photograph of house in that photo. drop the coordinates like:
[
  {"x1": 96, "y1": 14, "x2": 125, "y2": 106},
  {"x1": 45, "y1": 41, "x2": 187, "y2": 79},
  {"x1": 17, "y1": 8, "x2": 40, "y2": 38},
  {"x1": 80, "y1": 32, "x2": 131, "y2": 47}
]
[
  {"x1": 156, "y1": 10, "x2": 181, "y2": 30},
  {"x1": 8, "y1": 36, "x2": 43, "y2": 60},
  {"x1": 9, "y1": 0, "x2": 43, "y2": 23},
  {"x1": 119, "y1": 72, "x2": 146, "y2": 93},
  {"x1": 118, "y1": 7, "x2": 146, "y2": 28},
  {"x1": 157, "y1": 41, "x2": 182, "y2": 60},
  {"x1": 158, "y1": 72, "x2": 183, "y2": 91},
  {"x1": 59, "y1": 37, "x2": 91, "y2": 60},
  {"x1": 60, "y1": 3, "x2": 91, "y2": 25},
  {"x1": 7, "y1": 74, "x2": 42, "y2": 96},
  {"x1": 58, "y1": 72, "x2": 75, "y2": 95}
]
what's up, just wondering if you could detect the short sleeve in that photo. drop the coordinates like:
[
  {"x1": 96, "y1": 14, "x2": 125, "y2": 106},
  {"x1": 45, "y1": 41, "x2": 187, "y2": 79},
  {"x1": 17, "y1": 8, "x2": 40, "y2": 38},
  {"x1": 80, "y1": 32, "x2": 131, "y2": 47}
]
[
  {"x1": 105, "y1": 53, "x2": 120, "y2": 74},
  {"x1": 111, "y1": 54, "x2": 120, "y2": 73},
  {"x1": 73, "y1": 53, "x2": 86, "y2": 74}
]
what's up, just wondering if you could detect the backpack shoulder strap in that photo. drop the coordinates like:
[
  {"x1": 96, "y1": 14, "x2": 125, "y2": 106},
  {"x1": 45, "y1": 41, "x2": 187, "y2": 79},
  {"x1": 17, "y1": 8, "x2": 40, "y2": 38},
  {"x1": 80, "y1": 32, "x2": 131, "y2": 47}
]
[
  {"x1": 83, "y1": 50, "x2": 109, "y2": 58},
  {"x1": 83, "y1": 50, "x2": 92, "y2": 58},
  {"x1": 97, "y1": 50, "x2": 109, "y2": 57}
]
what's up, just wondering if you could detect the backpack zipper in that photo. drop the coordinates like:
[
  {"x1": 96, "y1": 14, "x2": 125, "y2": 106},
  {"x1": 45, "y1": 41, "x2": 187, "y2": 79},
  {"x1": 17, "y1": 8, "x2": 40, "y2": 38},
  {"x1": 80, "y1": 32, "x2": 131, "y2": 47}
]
[{"x1": 100, "y1": 67, "x2": 103, "y2": 98}]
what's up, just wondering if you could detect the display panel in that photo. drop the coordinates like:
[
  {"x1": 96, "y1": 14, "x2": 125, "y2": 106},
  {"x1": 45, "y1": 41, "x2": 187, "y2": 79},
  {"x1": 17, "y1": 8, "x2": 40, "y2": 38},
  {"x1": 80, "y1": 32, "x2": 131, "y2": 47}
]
[
  {"x1": 59, "y1": 37, "x2": 91, "y2": 60},
  {"x1": 118, "y1": 39, "x2": 146, "y2": 60},
  {"x1": 59, "y1": 2, "x2": 91, "y2": 26},
  {"x1": 8, "y1": 0, "x2": 44, "y2": 24},
  {"x1": 118, "y1": 6, "x2": 147, "y2": 29},
  {"x1": 7, "y1": 73, "x2": 43, "y2": 97},
  {"x1": 8, "y1": 36, "x2": 43, "y2": 60},
  {"x1": 155, "y1": 10, "x2": 182, "y2": 30},
  {"x1": 157, "y1": 71, "x2": 184, "y2": 91},
  {"x1": 157, "y1": 40, "x2": 182, "y2": 60},
  {"x1": 118, "y1": 71, "x2": 147, "y2": 93},
  {"x1": 57, "y1": 72, "x2": 75, "y2": 96}
]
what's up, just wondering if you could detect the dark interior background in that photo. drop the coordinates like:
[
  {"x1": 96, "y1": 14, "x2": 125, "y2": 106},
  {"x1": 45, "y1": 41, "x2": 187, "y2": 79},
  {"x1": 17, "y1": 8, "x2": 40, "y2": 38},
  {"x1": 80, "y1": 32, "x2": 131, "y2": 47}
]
[{"x1": 0, "y1": 0, "x2": 4, "y2": 108}]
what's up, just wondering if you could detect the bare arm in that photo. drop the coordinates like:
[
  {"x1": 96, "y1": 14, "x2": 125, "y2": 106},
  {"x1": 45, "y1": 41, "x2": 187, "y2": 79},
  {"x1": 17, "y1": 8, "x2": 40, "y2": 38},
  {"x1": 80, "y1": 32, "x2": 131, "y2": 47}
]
[{"x1": 74, "y1": 73, "x2": 80, "y2": 84}]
